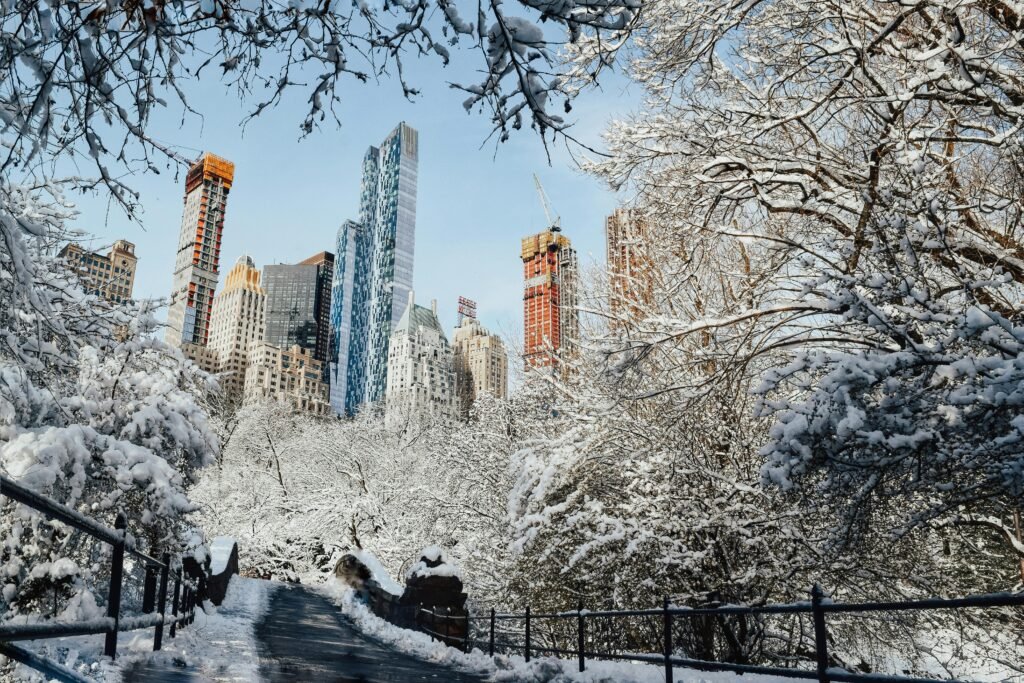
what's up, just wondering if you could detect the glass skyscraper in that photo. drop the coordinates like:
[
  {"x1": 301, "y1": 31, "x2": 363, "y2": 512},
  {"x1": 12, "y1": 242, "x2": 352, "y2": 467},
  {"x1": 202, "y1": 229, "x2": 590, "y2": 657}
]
[
  {"x1": 328, "y1": 220, "x2": 360, "y2": 414},
  {"x1": 329, "y1": 122, "x2": 419, "y2": 415},
  {"x1": 264, "y1": 251, "x2": 334, "y2": 373}
]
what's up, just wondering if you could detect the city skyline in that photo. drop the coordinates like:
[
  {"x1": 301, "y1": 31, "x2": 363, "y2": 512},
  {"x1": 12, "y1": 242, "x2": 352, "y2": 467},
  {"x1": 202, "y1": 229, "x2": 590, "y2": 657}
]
[{"x1": 62, "y1": 67, "x2": 632, "y2": 350}]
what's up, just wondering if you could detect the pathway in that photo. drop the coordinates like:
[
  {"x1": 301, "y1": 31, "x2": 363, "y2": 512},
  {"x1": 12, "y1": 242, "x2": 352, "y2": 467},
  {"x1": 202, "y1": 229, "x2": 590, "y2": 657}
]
[
  {"x1": 124, "y1": 580, "x2": 486, "y2": 682},
  {"x1": 255, "y1": 583, "x2": 486, "y2": 682}
]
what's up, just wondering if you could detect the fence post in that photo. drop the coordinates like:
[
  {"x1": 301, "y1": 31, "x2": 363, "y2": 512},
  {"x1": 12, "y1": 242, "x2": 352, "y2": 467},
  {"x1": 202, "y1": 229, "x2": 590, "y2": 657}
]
[
  {"x1": 577, "y1": 602, "x2": 585, "y2": 672},
  {"x1": 169, "y1": 571, "x2": 181, "y2": 639},
  {"x1": 663, "y1": 596, "x2": 673, "y2": 683},
  {"x1": 524, "y1": 606, "x2": 531, "y2": 663},
  {"x1": 153, "y1": 554, "x2": 169, "y2": 652},
  {"x1": 103, "y1": 513, "x2": 127, "y2": 659},
  {"x1": 431, "y1": 607, "x2": 437, "y2": 642},
  {"x1": 142, "y1": 564, "x2": 157, "y2": 614},
  {"x1": 811, "y1": 585, "x2": 830, "y2": 683},
  {"x1": 489, "y1": 607, "x2": 495, "y2": 656}
]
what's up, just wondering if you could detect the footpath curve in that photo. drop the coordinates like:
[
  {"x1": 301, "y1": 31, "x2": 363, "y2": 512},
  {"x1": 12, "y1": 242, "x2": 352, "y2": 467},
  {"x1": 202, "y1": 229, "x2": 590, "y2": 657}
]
[{"x1": 254, "y1": 583, "x2": 487, "y2": 682}]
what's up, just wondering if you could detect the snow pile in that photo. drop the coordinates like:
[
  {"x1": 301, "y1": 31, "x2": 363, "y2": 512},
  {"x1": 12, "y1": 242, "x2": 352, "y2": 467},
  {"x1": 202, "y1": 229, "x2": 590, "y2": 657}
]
[
  {"x1": 209, "y1": 536, "x2": 237, "y2": 575},
  {"x1": 405, "y1": 545, "x2": 463, "y2": 581},
  {"x1": 351, "y1": 549, "x2": 403, "y2": 595},
  {"x1": 317, "y1": 578, "x2": 795, "y2": 683}
]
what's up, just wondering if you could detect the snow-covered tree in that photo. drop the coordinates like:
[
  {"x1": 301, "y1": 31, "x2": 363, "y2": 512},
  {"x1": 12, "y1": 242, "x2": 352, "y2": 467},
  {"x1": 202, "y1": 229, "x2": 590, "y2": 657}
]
[
  {"x1": 192, "y1": 396, "x2": 521, "y2": 601},
  {"x1": 0, "y1": 182, "x2": 218, "y2": 631},
  {"x1": 585, "y1": 0, "x2": 1024, "y2": 582},
  {"x1": 1, "y1": 0, "x2": 640, "y2": 213}
]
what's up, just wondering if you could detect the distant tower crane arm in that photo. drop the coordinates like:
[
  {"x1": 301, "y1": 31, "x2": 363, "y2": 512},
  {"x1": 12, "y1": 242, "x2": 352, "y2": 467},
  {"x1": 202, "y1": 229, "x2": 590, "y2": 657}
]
[{"x1": 533, "y1": 174, "x2": 561, "y2": 232}]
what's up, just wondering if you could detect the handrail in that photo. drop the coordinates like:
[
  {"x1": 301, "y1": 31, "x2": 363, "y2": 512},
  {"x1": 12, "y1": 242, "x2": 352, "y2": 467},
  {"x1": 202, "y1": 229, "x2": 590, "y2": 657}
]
[
  {"x1": 0, "y1": 472, "x2": 201, "y2": 679},
  {"x1": 0, "y1": 475, "x2": 124, "y2": 546},
  {"x1": 423, "y1": 587, "x2": 1024, "y2": 683},
  {"x1": 0, "y1": 475, "x2": 167, "y2": 569}
]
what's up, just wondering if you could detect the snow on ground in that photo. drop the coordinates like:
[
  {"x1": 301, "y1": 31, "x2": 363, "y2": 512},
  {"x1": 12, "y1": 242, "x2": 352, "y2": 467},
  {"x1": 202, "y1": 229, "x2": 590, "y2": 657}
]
[
  {"x1": 316, "y1": 577, "x2": 796, "y2": 683},
  {"x1": 109, "y1": 576, "x2": 270, "y2": 681}
]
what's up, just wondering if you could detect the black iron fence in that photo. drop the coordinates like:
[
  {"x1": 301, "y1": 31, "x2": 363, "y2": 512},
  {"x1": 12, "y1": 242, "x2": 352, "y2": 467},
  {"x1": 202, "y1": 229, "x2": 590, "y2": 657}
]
[
  {"x1": 0, "y1": 474, "x2": 201, "y2": 683},
  {"x1": 414, "y1": 586, "x2": 1024, "y2": 683}
]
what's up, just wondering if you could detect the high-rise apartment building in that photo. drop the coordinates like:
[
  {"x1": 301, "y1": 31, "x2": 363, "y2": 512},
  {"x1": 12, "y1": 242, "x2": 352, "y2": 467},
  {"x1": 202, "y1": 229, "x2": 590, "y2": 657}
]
[
  {"x1": 452, "y1": 315, "x2": 508, "y2": 417},
  {"x1": 328, "y1": 220, "x2": 360, "y2": 415},
  {"x1": 331, "y1": 122, "x2": 418, "y2": 415},
  {"x1": 606, "y1": 208, "x2": 653, "y2": 323},
  {"x1": 521, "y1": 228, "x2": 579, "y2": 368},
  {"x1": 59, "y1": 240, "x2": 138, "y2": 304},
  {"x1": 208, "y1": 255, "x2": 265, "y2": 403},
  {"x1": 244, "y1": 343, "x2": 330, "y2": 416},
  {"x1": 167, "y1": 153, "x2": 234, "y2": 348},
  {"x1": 385, "y1": 293, "x2": 455, "y2": 423},
  {"x1": 263, "y1": 252, "x2": 334, "y2": 372}
]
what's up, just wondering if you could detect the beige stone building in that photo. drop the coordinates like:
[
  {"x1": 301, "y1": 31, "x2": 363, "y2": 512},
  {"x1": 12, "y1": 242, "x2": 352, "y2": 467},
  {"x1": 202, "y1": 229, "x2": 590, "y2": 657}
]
[
  {"x1": 452, "y1": 316, "x2": 508, "y2": 417},
  {"x1": 605, "y1": 208, "x2": 653, "y2": 324},
  {"x1": 208, "y1": 256, "x2": 266, "y2": 403},
  {"x1": 59, "y1": 240, "x2": 138, "y2": 304},
  {"x1": 244, "y1": 343, "x2": 330, "y2": 416},
  {"x1": 180, "y1": 342, "x2": 219, "y2": 374}
]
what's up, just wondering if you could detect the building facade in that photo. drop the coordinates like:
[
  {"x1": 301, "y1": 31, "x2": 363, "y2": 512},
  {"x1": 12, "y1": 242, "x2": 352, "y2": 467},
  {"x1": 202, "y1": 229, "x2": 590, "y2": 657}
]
[
  {"x1": 385, "y1": 293, "x2": 455, "y2": 423},
  {"x1": 208, "y1": 255, "x2": 265, "y2": 404},
  {"x1": 263, "y1": 252, "x2": 334, "y2": 373},
  {"x1": 334, "y1": 122, "x2": 419, "y2": 415},
  {"x1": 605, "y1": 208, "x2": 653, "y2": 323},
  {"x1": 328, "y1": 220, "x2": 360, "y2": 415},
  {"x1": 59, "y1": 239, "x2": 138, "y2": 304},
  {"x1": 452, "y1": 316, "x2": 508, "y2": 417},
  {"x1": 521, "y1": 228, "x2": 579, "y2": 369},
  {"x1": 244, "y1": 343, "x2": 330, "y2": 416},
  {"x1": 166, "y1": 153, "x2": 234, "y2": 348}
]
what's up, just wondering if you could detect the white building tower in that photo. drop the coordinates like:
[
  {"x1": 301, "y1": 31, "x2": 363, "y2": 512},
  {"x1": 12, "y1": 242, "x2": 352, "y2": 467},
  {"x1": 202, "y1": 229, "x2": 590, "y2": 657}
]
[{"x1": 385, "y1": 292, "x2": 456, "y2": 424}]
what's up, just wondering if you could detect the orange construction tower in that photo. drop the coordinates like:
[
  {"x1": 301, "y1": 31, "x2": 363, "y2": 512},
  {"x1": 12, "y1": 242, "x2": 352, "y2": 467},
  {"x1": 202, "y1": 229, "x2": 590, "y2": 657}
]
[
  {"x1": 521, "y1": 228, "x2": 578, "y2": 369},
  {"x1": 167, "y1": 152, "x2": 235, "y2": 347}
]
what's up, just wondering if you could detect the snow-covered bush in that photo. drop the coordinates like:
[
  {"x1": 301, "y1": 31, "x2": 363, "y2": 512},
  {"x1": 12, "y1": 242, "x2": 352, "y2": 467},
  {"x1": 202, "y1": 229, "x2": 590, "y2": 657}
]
[{"x1": 0, "y1": 182, "x2": 219, "y2": 633}]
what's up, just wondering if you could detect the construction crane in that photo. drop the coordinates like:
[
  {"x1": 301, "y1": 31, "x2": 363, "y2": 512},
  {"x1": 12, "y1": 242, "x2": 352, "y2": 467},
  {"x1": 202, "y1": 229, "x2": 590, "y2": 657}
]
[{"x1": 533, "y1": 174, "x2": 561, "y2": 232}]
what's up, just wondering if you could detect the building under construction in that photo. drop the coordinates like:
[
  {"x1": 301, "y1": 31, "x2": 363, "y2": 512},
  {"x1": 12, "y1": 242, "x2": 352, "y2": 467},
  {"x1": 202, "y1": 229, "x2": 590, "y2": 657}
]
[
  {"x1": 521, "y1": 228, "x2": 578, "y2": 369},
  {"x1": 166, "y1": 152, "x2": 234, "y2": 349}
]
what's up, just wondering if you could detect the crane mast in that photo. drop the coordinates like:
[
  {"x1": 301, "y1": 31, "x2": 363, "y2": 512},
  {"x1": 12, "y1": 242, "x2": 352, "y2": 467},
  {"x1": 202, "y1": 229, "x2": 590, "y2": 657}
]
[{"x1": 533, "y1": 174, "x2": 561, "y2": 232}]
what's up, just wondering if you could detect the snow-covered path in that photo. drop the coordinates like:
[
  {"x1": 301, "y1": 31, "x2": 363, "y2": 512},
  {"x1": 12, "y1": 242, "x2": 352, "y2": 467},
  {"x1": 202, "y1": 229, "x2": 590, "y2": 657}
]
[{"x1": 254, "y1": 582, "x2": 486, "y2": 682}]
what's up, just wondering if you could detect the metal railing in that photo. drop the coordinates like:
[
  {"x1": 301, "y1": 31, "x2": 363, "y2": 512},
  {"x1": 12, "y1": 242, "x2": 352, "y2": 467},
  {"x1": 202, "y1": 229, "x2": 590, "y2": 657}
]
[
  {"x1": 415, "y1": 585, "x2": 1024, "y2": 683},
  {"x1": 0, "y1": 474, "x2": 201, "y2": 683}
]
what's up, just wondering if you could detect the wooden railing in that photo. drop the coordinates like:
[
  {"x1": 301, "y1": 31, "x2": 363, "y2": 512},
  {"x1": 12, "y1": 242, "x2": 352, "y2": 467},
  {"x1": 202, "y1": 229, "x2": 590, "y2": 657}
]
[{"x1": 0, "y1": 474, "x2": 202, "y2": 683}]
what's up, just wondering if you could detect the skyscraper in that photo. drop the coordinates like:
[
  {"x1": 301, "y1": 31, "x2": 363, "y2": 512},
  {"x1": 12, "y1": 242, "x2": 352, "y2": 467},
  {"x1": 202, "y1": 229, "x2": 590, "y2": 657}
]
[
  {"x1": 59, "y1": 239, "x2": 138, "y2": 304},
  {"x1": 167, "y1": 153, "x2": 234, "y2": 348},
  {"x1": 328, "y1": 221, "x2": 360, "y2": 415},
  {"x1": 332, "y1": 122, "x2": 418, "y2": 415},
  {"x1": 263, "y1": 252, "x2": 334, "y2": 368},
  {"x1": 452, "y1": 315, "x2": 508, "y2": 417},
  {"x1": 208, "y1": 255, "x2": 265, "y2": 404},
  {"x1": 522, "y1": 227, "x2": 578, "y2": 368},
  {"x1": 605, "y1": 208, "x2": 653, "y2": 323},
  {"x1": 385, "y1": 292, "x2": 455, "y2": 424}
]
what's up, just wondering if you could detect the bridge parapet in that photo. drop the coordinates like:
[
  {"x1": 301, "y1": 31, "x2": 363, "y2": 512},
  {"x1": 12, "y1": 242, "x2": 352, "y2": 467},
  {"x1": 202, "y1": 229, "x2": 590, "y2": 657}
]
[{"x1": 335, "y1": 547, "x2": 468, "y2": 647}]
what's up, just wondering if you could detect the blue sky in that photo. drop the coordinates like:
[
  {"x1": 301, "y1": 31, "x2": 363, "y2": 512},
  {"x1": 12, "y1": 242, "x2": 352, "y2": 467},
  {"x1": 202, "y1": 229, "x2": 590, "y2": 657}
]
[{"x1": 68, "y1": 48, "x2": 641, "y2": 345}]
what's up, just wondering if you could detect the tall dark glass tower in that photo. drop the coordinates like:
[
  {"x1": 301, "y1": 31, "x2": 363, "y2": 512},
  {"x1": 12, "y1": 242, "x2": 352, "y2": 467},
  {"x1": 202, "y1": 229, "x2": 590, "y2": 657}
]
[{"x1": 264, "y1": 251, "x2": 334, "y2": 371}]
